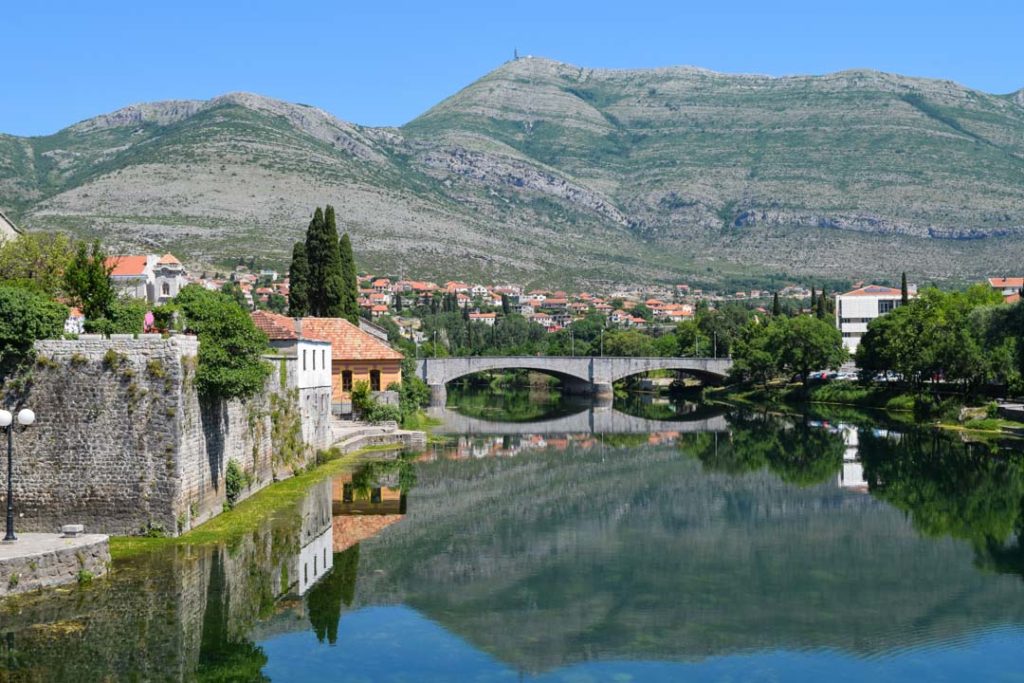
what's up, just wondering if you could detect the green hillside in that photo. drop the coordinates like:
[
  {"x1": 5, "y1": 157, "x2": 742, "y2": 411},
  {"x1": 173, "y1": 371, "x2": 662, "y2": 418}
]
[{"x1": 2, "y1": 59, "x2": 1023, "y2": 286}]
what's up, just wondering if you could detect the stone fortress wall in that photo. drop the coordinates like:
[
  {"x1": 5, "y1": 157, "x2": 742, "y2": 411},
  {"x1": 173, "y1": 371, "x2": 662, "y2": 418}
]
[{"x1": 6, "y1": 334, "x2": 333, "y2": 537}]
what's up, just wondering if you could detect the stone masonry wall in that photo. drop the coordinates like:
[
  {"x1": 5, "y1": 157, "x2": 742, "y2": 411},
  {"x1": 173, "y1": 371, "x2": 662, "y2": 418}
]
[{"x1": 5, "y1": 335, "x2": 322, "y2": 537}]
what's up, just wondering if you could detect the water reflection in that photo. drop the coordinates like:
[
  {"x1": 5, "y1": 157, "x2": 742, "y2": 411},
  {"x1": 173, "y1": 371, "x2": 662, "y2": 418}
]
[{"x1": 4, "y1": 396, "x2": 1024, "y2": 681}]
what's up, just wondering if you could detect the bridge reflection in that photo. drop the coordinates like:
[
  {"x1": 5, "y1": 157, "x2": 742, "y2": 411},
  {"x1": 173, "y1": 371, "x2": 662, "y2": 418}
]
[{"x1": 427, "y1": 402, "x2": 730, "y2": 436}]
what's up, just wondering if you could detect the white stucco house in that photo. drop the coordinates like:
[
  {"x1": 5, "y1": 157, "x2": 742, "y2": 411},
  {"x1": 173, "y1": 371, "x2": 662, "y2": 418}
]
[{"x1": 834, "y1": 284, "x2": 914, "y2": 354}]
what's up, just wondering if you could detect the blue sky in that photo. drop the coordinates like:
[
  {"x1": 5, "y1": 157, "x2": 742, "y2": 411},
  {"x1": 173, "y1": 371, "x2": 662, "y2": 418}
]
[{"x1": 3, "y1": 0, "x2": 1022, "y2": 136}]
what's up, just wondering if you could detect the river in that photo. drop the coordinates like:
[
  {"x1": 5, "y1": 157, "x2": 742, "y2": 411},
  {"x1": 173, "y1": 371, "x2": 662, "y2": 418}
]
[{"x1": 2, "y1": 385, "x2": 1024, "y2": 682}]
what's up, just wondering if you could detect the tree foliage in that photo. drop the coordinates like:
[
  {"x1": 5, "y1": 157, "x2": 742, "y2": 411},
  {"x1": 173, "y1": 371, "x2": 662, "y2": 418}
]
[
  {"x1": 175, "y1": 284, "x2": 271, "y2": 399},
  {"x1": 287, "y1": 241, "x2": 310, "y2": 316},
  {"x1": 730, "y1": 315, "x2": 846, "y2": 388},
  {"x1": 304, "y1": 206, "x2": 344, "y2": 317},
  {"x1": 856, "y1": 285, "x2": 1012, "y2": 395},
  {"x1": 0, "y1": 231, "x2": 74, "y2": 296},
  {"x1": 63, "y1": 240, "x2": 115, "y2": 321},
  {"x1": 0, "y1": 284, "x2": 68, "y2": 381},
  {"x1": 338, "y1": 231, "x2": 359, "y2": 324}
]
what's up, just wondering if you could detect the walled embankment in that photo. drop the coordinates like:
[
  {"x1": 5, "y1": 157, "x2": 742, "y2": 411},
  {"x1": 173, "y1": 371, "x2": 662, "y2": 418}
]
[{"x1": 6, "y1": 335, "x2": 330, "y2": 536}]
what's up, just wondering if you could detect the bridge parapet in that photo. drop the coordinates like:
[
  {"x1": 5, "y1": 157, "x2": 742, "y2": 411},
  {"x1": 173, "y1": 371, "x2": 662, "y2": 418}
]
[{"x1": 416, "y1": 356, "x2": 732, "y2": 406}]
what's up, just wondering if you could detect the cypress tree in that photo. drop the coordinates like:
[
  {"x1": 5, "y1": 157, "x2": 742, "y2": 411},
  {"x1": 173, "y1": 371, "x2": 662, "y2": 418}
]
[
  {"x1": 305, "y1": 206, "x2": 344, "y2": 317},
  {"x1": 816, "y1": 291, "x2": 828, "y2": 320},
  {"x1": 772, "y1": 292, "x2": 781, "y2": 317},
  {"x1": 901, "y1": 272, "x2": 909, "y2": 305},
  {"x1": 287, "y1": 242, "x2": 310, "y2": 316},
  {"x1": 338, "y1": 230, "x2": 359, "y2": 324},
  {"x1": 501, "y1": 293, "x2": 511, "y2": 316},
  {"x1": 809, "y1": 287, "x2": 816, "y2": 315},
  {"x1": 395, "y1": 293, "x2": 403, "y2": 313}
]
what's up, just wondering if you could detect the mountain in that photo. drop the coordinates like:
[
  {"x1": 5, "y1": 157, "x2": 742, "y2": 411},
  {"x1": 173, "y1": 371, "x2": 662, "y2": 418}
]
[{"x1": 2, "y1": 58, "x2": 1024, "y2": 286}]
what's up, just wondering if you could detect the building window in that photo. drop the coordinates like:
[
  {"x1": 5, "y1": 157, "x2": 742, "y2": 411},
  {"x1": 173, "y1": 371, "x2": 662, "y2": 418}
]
[
  {"x1": 321, "y1": 349, "x2": 326, "y2": 369},
  {"x1": 312, "y1": 350, "x2": 316, "y2": 370},
  {"x1": 161, "y1": 282, "x2": 170, "y2": 296},
  {"x1": 878, "y1": 300, "x2": 898, "y2": 315},
  {"x1": 342, "y1": 370, "x2": 353, "y2": 392},
  {"x1": 303, "y1": 350, "x2": 307, "y2": 371},
  {"x1": 370, "y1": 369, "x2": 381, "y2": 392}
]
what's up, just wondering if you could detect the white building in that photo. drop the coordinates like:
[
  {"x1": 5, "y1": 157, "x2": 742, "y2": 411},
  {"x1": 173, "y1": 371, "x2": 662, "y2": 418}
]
[
  {"x1": 106, "y1": 253, "x2": 187, "y2": 305},
  {"x1": 834, "y1": 284, "x2": 912, "y2": 354}
]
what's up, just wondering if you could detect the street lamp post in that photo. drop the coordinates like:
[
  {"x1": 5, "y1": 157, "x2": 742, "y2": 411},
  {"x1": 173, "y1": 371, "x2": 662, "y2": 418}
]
[{"x1": 1, "y1": 408, "x2": 35, "y2": 543}]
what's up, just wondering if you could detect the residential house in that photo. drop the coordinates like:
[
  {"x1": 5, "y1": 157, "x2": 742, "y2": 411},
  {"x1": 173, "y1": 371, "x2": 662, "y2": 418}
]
[
  {"x1": 302, "y1": 317, "x2": 405, "y2": 409},
  {"x1": 987, "y1": 277, "x2": 1024, "y2": 303},
  {"x1": 468, "y1": 312, "x2": 497, "y2": 326},
  {"x1": 106, "y1": 253, "x2": 188, "y2": 305},
  {"x1": 834, "y1": 284, "x2": 913, "y2": 353}
]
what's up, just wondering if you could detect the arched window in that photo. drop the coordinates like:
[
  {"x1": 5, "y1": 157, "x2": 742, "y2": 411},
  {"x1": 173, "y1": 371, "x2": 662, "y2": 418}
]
[{"x1": 161, "y1": 282, "x2": 170, "y2": 296}]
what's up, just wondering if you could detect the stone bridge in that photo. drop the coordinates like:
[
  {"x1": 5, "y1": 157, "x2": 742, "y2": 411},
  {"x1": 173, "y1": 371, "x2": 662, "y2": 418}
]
[
  {"x1": 427, "y1": 405, "x2": 730, "y2": 436},
  {"x1": 416, "y1": 356, "x2": 732, "y2": 406}
]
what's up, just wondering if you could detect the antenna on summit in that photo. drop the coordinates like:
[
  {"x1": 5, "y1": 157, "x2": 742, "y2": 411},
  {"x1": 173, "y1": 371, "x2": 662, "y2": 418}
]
[{"x1": 513, "y1": 48, "x2": 519, "y2": 61}]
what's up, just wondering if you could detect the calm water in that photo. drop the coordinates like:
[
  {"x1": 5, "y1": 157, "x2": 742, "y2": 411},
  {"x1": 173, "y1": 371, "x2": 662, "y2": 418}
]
[{"x1": 2, "y1": 387, "x2": 1024, "y2": 682}]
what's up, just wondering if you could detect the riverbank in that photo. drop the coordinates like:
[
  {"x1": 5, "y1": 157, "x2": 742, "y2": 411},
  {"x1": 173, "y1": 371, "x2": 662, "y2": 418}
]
[
  {"x1": 710, "y1": 382, "x2": 1024, "y2": 437},
  {"x1": 109, "y1": 444, "x2": 401, "y2": 560}
]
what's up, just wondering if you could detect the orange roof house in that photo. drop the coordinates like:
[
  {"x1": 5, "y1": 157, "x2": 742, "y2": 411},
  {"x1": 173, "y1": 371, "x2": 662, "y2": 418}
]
[
  {"x1": 105, "y1": 255, "x2": 151, "y2": 278},
  {"x1": 302, "y1": 317, "x2": 404, "y2": 403},
  {"x1": 252, "y1": 312, "x2": 404, "y2": 406}
]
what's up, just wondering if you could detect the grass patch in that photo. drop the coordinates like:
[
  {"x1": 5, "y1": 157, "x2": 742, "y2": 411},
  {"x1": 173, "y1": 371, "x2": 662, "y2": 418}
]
[
  {"x1": 401, "y1": 410, "x2": 442, "y2": 430},
  {"x1": 108, "y1": 445, "x2": 398, "y2": 560}
]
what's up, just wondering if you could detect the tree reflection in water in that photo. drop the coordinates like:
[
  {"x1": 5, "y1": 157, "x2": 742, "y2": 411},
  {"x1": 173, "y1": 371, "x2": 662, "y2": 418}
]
[{"x1": 679, "y1": 411, "x2": 846, "y2": 487}]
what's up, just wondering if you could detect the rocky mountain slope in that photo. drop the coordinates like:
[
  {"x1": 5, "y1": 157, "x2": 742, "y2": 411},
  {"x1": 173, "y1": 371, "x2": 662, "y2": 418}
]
[{"x1": 2, "y1": 58, "x2": 1023, "y2": 286}]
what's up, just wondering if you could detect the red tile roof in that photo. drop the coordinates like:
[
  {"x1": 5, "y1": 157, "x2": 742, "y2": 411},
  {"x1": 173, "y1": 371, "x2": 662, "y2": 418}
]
[
  {"x1": 251, "y1": 310, "x2": 298, "y2": 340},
  {"x1": 301, "y1": 317, "x2": 404, "y2": 361},
  {"x1": 157, "y1": 253, "x2": 180, "y2": 265},
  {"x1": 839, "y1": 285, "x2": 903, "y2": 297},
  {"x1": 106, "y1": 255, "x2": 150, "y2": 277},
  {"x1": 989, "y1": 277, "x2": 1024, "y2": 289}
]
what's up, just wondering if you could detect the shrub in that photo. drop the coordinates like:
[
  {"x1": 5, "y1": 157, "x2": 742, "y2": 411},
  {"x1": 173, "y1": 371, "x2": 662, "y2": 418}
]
[
  {"x1": 0, "y1": 284, "x2": 67, "y2": 382},
  {"x1": 76, "y1": 569, "x2": 95, "y2": 585},
  {"x1": 225, "y1": 459, "x2": 251, "y2": 508},
  {"x1": 364, "y1": 402, "x2": 402, "y2": 424},
  {"x1": 84, "y1": 298, "x2": 148, "y2": 335},
  {"x1": 174, "y1": 285, "x2": 271, "y2": 399},
  {"x1": 351, "y1": 380, "x2": 373, "y2": 415},
  {"x1": 146, "y1": 359, "x2": 166, "y2": 379}
]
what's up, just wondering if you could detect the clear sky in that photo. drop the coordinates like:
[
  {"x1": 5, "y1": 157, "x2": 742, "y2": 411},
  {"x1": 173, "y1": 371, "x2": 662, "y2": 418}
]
[{"x1": 3, "y1": 0, "x2": 1022, "y2": 136}]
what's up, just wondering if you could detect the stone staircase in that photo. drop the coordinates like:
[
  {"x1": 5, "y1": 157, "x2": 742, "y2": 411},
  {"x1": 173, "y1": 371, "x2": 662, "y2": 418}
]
[{"x1": 330, "y1": 418, "x2": 427, "y2": 453}]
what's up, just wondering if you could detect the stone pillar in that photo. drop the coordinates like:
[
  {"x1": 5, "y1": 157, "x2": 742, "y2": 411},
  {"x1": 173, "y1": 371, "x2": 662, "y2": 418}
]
[
  {"x1": 429, "y1": 383, "x2": 447, "y2": 407},
  {"x1": 592, "y1": 382, "x2": 614, "y2": 401}
]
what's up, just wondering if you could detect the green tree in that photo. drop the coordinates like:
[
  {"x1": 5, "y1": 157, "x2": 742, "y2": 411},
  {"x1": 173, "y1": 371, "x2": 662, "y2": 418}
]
[
  {"x1": 220, "y1": 281, "x2": 249, "y2": 310},
  {"x1": 501, "y1": 293, "x2": 511, "y2": 316},
  {"x1": 63, "y1": 240, "x2": 115, "y2": 321},
  {"x1": 0, "y1": 284, "x2": 68, "y2": 381},
  {"x1": 602, "y1": 330, "x2": 656, "y2": 357},
  {"x1": 338, "y1": 229, "x2": 359, "y2": 324},
  {"x1": 901, "y1": 272, "x2": 909, "y2": 305},
  {"x1": 85, "y1": 298, "x2": 148, "y2": 335},
  {"x1": 772, "y1": 292, "x2": 781, "y2": 317},
  {"x1": 304, "y1": 206, "x2": 344, "y2": 317},
  {"x1": 776, "y1": 315, "x2": 846, "y2": 390},
  {"x1": 730, "y1": 319, "x2": 784, "y2": 387},
  {"x1": 0, "y1": 232, "x2": 74, "y2": 297},
  {"x1": 175, "y1": 285, "x2": 271, "y2": 399},
  {"x1": 287, "y1": 242, "x2": 310, "y2": 316}
]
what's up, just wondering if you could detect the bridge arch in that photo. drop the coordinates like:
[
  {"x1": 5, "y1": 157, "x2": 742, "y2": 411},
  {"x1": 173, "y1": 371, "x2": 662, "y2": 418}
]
[{"x1": 416, "y1": 357, "x2": 733, "y2": 406}]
